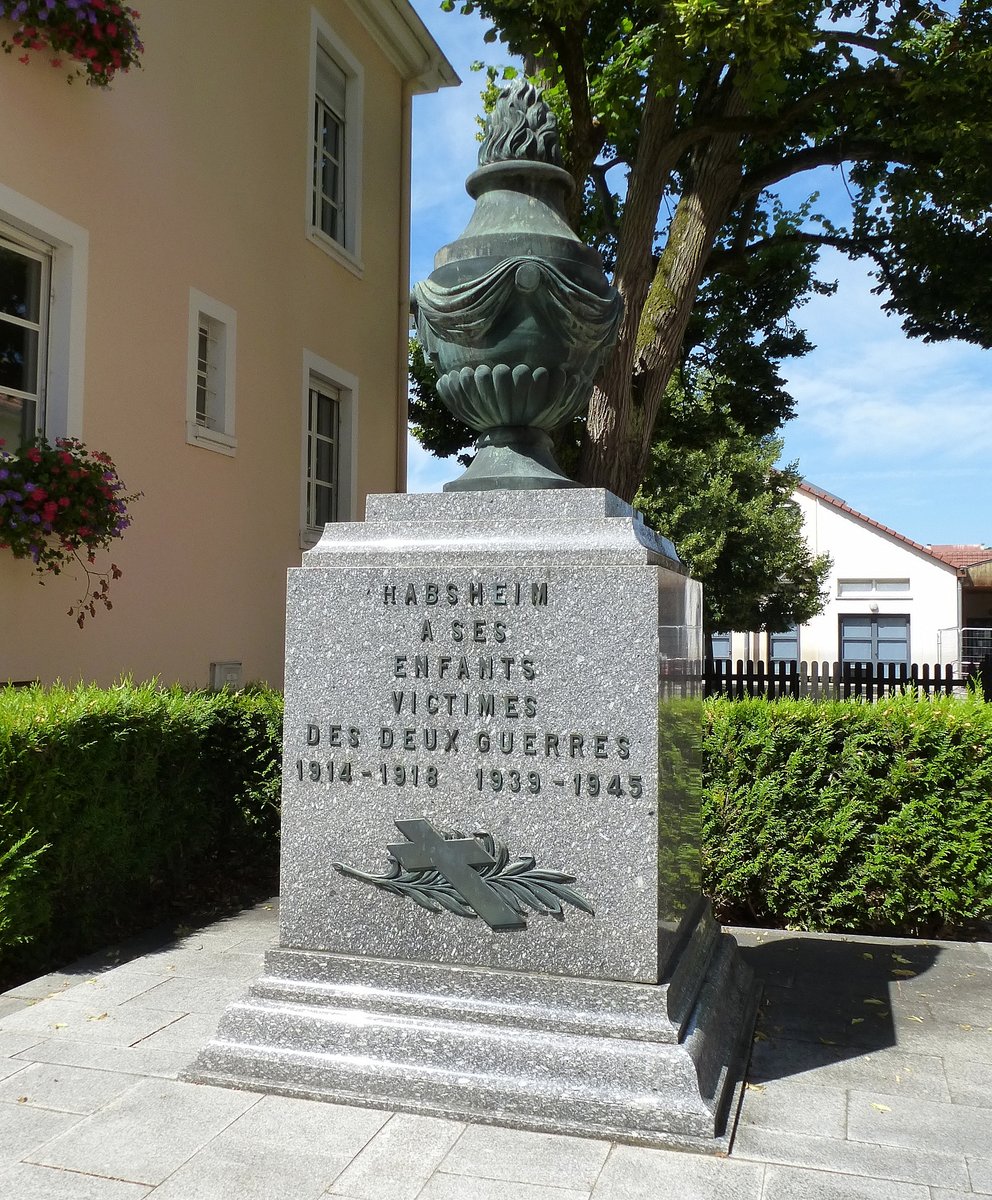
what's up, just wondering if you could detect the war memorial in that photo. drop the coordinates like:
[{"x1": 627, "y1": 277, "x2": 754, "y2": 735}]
[{"x1": 185, "y1": 81, "x2": 757, "y2": 1150}]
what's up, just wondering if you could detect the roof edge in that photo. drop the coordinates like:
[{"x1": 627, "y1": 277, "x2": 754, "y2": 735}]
[
  {"x1": 796, "y1": 481, "x2": 958, "y2": 570},
  {"x1": 345, "y1": 0, "x2": 460, "y2": 91}
]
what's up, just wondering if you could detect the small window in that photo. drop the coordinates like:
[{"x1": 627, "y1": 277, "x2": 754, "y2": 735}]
[
  {"x1": 0, "y1": 227, "x2": 51, "y2": 449},
  {"x1": 838, "y1": 578, "x2": 910, "y2": 596},
  {"x1": 186, "y1": 290, "x2": 236, "y2": 455},
  {"x1": 307, "y1": 15, "x2": 363, "y2": 272}
]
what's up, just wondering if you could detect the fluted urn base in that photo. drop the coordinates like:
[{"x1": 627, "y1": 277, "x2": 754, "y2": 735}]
[{"x1": 444, "y1": 426, "x2": 579, "y2": 492}]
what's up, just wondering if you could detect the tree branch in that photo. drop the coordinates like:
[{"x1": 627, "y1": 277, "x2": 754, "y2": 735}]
[
  {"x1": 740, "y1": 138, "x2": 938, "y2": 197},
  {"x1": 816, "y1": 29, "x2": 899, "y2": 59},
  {"x1": 705, "y1": 229, "x2": 890, "y2": 276}
]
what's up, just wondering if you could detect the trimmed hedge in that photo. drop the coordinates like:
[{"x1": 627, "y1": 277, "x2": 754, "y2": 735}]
[
  {"x1": 0, "y1": 682, "x2": 283, "y2": 985},
  {"x1": 2, "y1": 684, "x2": 989, "y2": 986},
  {"x1": 703, "y1": 690, "x2": 992, "y2": 937}
]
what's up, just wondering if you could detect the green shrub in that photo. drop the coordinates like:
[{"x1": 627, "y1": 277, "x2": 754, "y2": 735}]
[
  {"x1": 702, "y1": 689, "x2": 992, "y2": 937},
  {"x1": 0, "y1": 681, "x2": 283, "y2": 984}
]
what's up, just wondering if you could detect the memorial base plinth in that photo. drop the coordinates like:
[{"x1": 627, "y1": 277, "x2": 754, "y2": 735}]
[{"x1": 183, "y1": 900, "x2": 757, "y2": 1151}]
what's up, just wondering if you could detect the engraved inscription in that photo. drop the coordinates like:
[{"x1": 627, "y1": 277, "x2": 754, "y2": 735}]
[{"x1": 289, "y1": 575, "x2": 640, "y2": 813}]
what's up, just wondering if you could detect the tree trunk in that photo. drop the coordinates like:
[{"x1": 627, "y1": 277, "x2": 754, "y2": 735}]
[{"x1": 578, "y1": 98, "x2": 747, "y2": 502}]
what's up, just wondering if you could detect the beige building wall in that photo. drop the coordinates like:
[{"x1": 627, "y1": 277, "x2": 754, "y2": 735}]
[{"x1": 0, "y1": 1, "x2": 454, "y2": 687}]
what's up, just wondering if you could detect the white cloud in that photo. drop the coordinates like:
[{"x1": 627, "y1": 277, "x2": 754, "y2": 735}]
[{"x1": 784, "y1": 252, "x2": 992, "y2": 467}]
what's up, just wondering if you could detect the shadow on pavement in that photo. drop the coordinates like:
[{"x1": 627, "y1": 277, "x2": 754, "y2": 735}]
[{"x1": 736, "y1": 934, "x2": 942, "y2": 1083}]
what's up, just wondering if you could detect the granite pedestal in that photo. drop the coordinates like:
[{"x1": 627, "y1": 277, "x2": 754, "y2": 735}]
[{"x1": 184, "y1": 490, "x2": 756, "y2": 1149}]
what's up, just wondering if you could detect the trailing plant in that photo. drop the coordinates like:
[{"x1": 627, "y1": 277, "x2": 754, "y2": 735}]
[
  {"x1": 0, "y1": 435, "x2": 139, "y2": 626},
  {"x1": 0, "y1": 0, "x2": 143, "y2": 86}
]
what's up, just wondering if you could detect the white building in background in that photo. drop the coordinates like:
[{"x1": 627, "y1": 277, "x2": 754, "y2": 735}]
[{"x1": 716, "y1": 482, "x2": 992, "y2": 670}]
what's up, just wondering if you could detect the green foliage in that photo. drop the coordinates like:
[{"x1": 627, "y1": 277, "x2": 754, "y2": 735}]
[
  {"x1": 409, "y1": 338, "x2": 475, "y2": 464},
  {"x1": 636, "y1": 408, "x2": 830, "y2": 634},
  {"x1": 0, "y1": 681, "x2": 283, "y2": 984},
  {"x1": 426, "y1": 0, "x2": 992, "y2": 501},
  {"x1": 702, "y1": 691, "x2": 992, "y2": 936}
]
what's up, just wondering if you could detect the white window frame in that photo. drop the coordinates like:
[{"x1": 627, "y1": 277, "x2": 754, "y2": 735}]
[
  {"x1": 837, "y1": 578, "x2": 911, "y2": 597},
  {"x1": 301, "y1": 349, "x2": 356, "y2": 547},
  {"x1": 306, "y1": 9, "x2": 364, "y2": 276},
  {"x1": 0, "y1": 185, "x2": 88, "y2": 442},
  {"x1": 185, "y1": 289, "x2": 236, "y2": 456}
]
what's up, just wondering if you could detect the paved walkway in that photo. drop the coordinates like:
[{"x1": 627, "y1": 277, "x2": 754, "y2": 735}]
[{"x1": 1, "y1": 901, "x2": 989, "y2": 1199}]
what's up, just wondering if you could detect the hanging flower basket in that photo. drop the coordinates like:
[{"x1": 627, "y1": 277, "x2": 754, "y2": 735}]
[
  {"x1": 0, "y1": 436, "x2": 140, "y2": 626},
  {"x1": 0, "y1": 0, "x2": 143, "y2": 87}
]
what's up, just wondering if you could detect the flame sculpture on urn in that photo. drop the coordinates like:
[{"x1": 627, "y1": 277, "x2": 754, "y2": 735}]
[{"x1": 412, "y1": 81, "x2": 622, "y2": 491}]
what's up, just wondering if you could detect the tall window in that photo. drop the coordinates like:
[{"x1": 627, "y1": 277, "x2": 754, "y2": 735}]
[
  {"x1": 313, "y1": 46, "x2": 346, "y2": 247},
  {"x1": 307, "y1": 17, "x2": 362, "y2": 270},
  {"x1": 840, "y1": 615, "x2": 910, "y2": 666},
  {"x1": 186, "y1": 290, "x2": 236, "y2": 455},
  {"x1": 195, "y1": 317, "x2": 220, "y2": 428},
  {"x1": 301, "y1": 353, "x2": 355, "y2": 546},
  {"x1": 0, "y1": 228, "x2": 50, "y2": 449},
  {"x1": 306, "y1": 381, "x2": 341, "y2": 528},
  {"x1": 769, "y1": 625, "x2": 800, "y2": 663},
  {"x1": 709, "y1": 632, "x2": 731, "y2": 661}
]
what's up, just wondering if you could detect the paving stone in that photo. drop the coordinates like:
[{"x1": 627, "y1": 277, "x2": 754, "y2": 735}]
[
  {"x1": 0, "y1": 1055, "x2": 31, "y2": 1082},
  {"x1": 748, "y1": 1037, "x2": 950, "y2": 1101},
  {"x1": 590, "y1": 1144, "x2": 764, "y2": 1199},
  {"x1": 127, "y1": 1011, "x2": 221, "y2": 1053},
  {"x1": 149, "y1": 1143, "x2": 344, "y2": 1200},
  {"x1": 329, "y1": 1113, "x2": 466, "y2": 1200},
  {"x1": 761, "y1": 1163, "x2": 928, "y2": 1199},
  {"x1": 0, "y1": 1061, "x2": 140, "y2": 1114},
  {"x1": 214, "y1": 1094, "x2": 390, "y2": 1159},
  {"x1": 847, "y1": 1089, "x2": 992, "y2": 1157},
  {"x1": 440, "y1": 1123, "x2": 610, "y2": 1190},
  {"x1": 0, "y1": 998, "x2": 186, "y2": 1046},
  {"x1": 0, "y1": 995, "x2": 33, "y2": 1018},
  {"x1": 2, "y1": 971, "x2": 89, "y2": 1002},
  {"x1": 13, "y1": 1035, "x2": 193, "y2": 1079},
  {"x1": 969, "y1": 1155, "x2": 992, "y2": 1194},
  {"x1": 109, "y1": 947, "x2": 263, "y2": 982},
  {"x1": 0, "y1": 1029, "x2": 47, "y2": 1057},
  {"x1": 732, "y1": 1125, "x2": 969, "y2": 1189},
  {"x1": 26, "y1": 1078, "x2": 259, "y2": 1185},
  {"x1": 0, "y1": 1161, "x2": 153, "y2": 1198},
  {"x1": 943, "y1": 1055, "x2": 992, "y2": 1106},
  {"x1": 55, "y1": 972, "x2": 175, "y2": 1008},
  {"x1": 739, "y1": 1080, "x2": 847, "y2": 1138},
  {"x1": 421, "y1": 1175, "x2": 591, "y2": 1200},
  {"x1": 124, "y1": 975, "x2": 251, "y2": 1014},
  {"x1": 0, "y1": 1102, "x2": 83, "y2": 1166},
  {"x1": 930, "y1": 1189, "x2": 983, "y2": 1200}
]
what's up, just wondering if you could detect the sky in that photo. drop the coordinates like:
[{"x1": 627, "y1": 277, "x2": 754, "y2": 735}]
[{"x1": 406, "y1": 2, "x2": 991, "y2": 548}]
